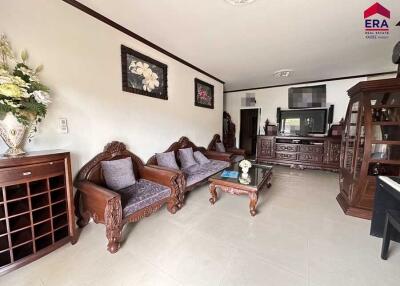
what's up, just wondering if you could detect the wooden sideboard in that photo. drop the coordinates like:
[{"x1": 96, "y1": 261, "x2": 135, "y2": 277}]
[
  {"x1": 256, "y1": 135, "x2": 341, "y2": 171},
  {"x1": 0, "y1": 151, "x2": 76, "y2": 275}
]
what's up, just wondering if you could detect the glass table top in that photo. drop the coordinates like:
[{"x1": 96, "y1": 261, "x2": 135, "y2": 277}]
[{"x1": 210, "y1": 162, "x2": 273, "y2": 188}]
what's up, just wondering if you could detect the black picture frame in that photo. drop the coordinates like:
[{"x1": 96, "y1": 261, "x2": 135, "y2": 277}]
[
  {"x1": 121, "y1": 45, "x2": 168, "y2": 100},
  {"x1": 194, "y1": 78, "x2": 214, "y2": 109}
]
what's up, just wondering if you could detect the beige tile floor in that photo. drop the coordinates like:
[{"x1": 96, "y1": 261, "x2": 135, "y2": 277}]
[{"x1": 1, "y1": 166, "x2": 399, "y2": 286}]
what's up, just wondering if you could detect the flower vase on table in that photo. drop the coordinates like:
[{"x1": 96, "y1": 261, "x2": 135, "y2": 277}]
[
  {"x1": 239, "y1": 159, "x2": 252, "y2": 179},
  {"x1": 0, "y1": 34, "x2": 51, "y2": 156}
]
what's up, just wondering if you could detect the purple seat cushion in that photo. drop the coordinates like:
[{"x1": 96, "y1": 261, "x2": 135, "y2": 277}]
[
  {"x1": 101, "y1": 157, "x2": 136, "y2": 191},
  {"x1": 179, "y1": 147, "x2": 198, "y2": 169},
  {"x1": 118, "y1": 179, "x2": 171, "y2": 217},
  {"x1": 183, "y1": 160, "x2": 230, "y2": 186},
  {"x1": 156, "y1": 151, "x2": 179, "y2": 170},
  {"x1": 215, "y1": 142, "x2": 226, "y2": 153},
  {"x1": 194, "y1": 151, "x2": 210, "y2": 165}
]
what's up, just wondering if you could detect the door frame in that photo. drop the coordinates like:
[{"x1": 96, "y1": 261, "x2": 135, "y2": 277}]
[{"x1": 239, "y1": 107, "x2": 261, "y2": 155}]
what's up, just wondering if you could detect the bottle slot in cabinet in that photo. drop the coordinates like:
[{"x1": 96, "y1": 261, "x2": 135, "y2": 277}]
[
  {"x1": 5, "y1": 184, "x2": 28, "y2": 201},
  {"x1": 9, "y1": 213, "x2": 31, "y2": 232}
]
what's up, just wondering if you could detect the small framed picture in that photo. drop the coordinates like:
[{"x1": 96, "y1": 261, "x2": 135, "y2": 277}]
[
  {"x1": 121, "y1": 45, "x2": 168, "y2": 100},
  {"x1": 194, "y1": 78, "x2": 214, "y2": 109}
]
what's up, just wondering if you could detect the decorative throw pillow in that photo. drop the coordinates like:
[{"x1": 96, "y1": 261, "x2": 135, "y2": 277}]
[
  {"x1": 156, "y1": 151, "x2": 179, "y2": 170},
  {"x1": 194, "y1": 151, "x2": 210, "y2": 165},
  {"x1": 101, "y1": 157, "x2": 136, "y2": 191},
  {"x1": 178, "y1": 148, "x2": 198, "y2": 169},
  {"x1": 215, "y1": 142, "x2": 226, "y2": 153}
]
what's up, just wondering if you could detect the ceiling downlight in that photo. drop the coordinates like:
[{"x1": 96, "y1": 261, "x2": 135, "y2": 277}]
[{"x1": 225, "y1": 0, "x2": 256, "y2": 6}]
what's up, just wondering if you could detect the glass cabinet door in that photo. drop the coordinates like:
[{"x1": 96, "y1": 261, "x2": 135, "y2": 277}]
[
  {"x1": 368, "y1": 91, "x2": 400, "y2": 177},
  {"x1": 354, "y1": 104, "x2": 364, "y2": 178},
  {"x1": 343, "y1": 101, "x2": 359, "y2": 173}
]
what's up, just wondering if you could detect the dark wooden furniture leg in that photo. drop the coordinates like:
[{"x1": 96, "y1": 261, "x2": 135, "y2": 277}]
[
  {"x1": 249, "y1": 192, "x2": 258, "y2": 216},
  {"x1": 209, "y1": 183, "x2": 218, "y2": 204},
  {"x1": 381, "y1": 214, "x2": 391, "y2": 260},
  {"x1": 381, "y1": 210, "x2": 400, "y2": 260}
]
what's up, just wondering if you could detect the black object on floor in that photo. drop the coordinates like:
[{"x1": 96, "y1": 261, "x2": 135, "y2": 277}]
[
  {"x1": 371, "y1": 177, "x2": 400, "y2": 243},
  {"x1": 381, "y1": 210, "x2": 400, "y2": 260}
]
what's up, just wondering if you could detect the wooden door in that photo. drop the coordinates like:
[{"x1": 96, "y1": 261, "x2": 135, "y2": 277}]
[{"x1": 240, "y1": 109, "x2": 259, "y2": 156}]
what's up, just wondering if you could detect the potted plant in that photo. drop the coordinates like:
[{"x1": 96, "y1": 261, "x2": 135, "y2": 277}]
[{"x1": 0, "y1": 34, "x2": 50, "y2": 156}]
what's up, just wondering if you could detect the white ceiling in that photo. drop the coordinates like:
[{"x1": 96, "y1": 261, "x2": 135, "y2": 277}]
[{"x1": 78, "y1": 0, "x2": 400, "y2": 91}]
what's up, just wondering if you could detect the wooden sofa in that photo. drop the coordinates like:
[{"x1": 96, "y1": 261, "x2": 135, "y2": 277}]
[
  {"x1": 207, "y1": 134, "x2": 246, "y2": 162},
  {"x1": 147, "y1": 136, "x2": 232, "y2": 205},
  {"x1": 74, "y1": 141, "x2": 181, "y2": 253}
]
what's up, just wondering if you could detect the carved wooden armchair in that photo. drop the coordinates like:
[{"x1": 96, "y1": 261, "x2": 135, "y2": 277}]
[
  {"x1": 207, "y1": 134, "x2": 246, "y2": 163},
  {"x1": 147, "y1": 136, "x2": 232, "y2": 203},
  {"x1": 74, "y1": 142, "x2": 181, "y2": 253}
]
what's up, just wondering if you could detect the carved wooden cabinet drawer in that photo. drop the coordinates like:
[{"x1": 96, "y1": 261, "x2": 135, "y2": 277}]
[
  {"x1": 0, "y1": 160, "x2": 65, "y2": 185},
  {"x1": 298, "y1": 153, "x2": 323, "y2": 162},
  {"x1": 275, "y1": 144, "x2": 298, "y2": 153},
  {"x1": 275, "y1": 152, "x2": 297, "y2": 161},
  {"x1": 257, "y1": 137, "x2": 274, "y2": 158},
  {"x1": 299, "y1": 144, "x2": 323, "y2": 154}
]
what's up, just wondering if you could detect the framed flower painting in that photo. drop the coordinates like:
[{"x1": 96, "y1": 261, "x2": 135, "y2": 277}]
[
  {"x1": 194, "y1": 78, "x2": 214, "y2": 109},
  {"x1": 121, "y1": 45, "x2": 168, "y2": 100}
]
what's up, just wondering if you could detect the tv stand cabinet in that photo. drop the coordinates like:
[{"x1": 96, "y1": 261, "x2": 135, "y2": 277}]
[{"x1": 256, "y1": 135, "x2": 341, "y2": 171}]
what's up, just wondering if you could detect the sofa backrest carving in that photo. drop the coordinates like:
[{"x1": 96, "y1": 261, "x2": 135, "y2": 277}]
[{"x1": 76, "y1": 141, "x2": 145, "y2": 186}]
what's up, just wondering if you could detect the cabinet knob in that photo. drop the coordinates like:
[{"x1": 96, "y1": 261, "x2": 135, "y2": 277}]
[{"x1": 22, "y1": 171, "x2": 32, "y2": 176}]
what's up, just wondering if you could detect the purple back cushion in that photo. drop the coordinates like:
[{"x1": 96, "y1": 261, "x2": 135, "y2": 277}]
[
  {"x1": 215, "y1": 142, "x2": 226, "y2": 153},
  {"x1": 194, "y1": 151, "x2": 210, "y2": 165},
  {"x1": 156, "y1": 151, "x2": 179, "y2": 170},
  {"x1": 178, "y1": 148, "x2": 198, "y2": 169},
  {"x1": 101, "y1": 157, "x2": 136, "y2": 191}
]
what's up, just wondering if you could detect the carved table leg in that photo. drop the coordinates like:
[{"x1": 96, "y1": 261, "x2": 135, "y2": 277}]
[
  {"x1": 249, "y1": 192, "x2": 258, "y2": 216},
  {"x1": 105, "y1": 198, "x2": 123, "y2": 254},
  {"x1": 209, "y1": 183, "x2": 218, "y2": 204},
  {"x1": 267, "y1": 172, "x2": 273, "y2": 188}
]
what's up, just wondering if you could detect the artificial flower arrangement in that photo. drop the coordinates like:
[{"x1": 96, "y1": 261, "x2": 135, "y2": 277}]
[
  {"x1": 0, "y1": 34, "x2": 50, "y2": 155},
  {"x1": 239, "y1": 159, "x2": 252, "y2": 174}
]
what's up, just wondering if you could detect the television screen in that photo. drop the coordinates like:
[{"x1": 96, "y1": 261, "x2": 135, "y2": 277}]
[
  {"x1": 279, "y1": 108, "x2": 327, "y2": 136},
  {"x1": 289, "y1": 85, "x2": 326, "y2": 108}
]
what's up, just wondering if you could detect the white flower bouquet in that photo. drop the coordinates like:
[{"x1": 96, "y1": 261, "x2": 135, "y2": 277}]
[
  {"x1": 0, "y1": 34, "x2": 50, "y2": 133},
  {"x1": 239, "y1": 159, "x2": 252, "y2": 170},
  {"x1": 239, "y1": 159, "x2": 252, "y2": 176}
]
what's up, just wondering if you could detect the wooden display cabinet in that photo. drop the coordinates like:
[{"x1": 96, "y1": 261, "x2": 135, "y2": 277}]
[
  {"x1": 0, "y1": 151, "x2": 76, "y2": 275},
  {"x1": 337, "y1": 78, "x2": 400, "y2": 219}
]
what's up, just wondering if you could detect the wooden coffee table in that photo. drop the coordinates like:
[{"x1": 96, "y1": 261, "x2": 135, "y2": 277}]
[{"x1": 208, "y1": 163, "x2": 273, "y2": 216}]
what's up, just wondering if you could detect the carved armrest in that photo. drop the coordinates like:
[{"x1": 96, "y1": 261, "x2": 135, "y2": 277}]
[
  {"x1": 74, "y1": 180, "x2": 121, "y2": 223},
  {"x1": 139, "y1": 166, "x2": 182, "y2": 198},
  {"x1": 227, "y1": 148, "x2": 246, "y2": 156},
  {"x1": 204, "y1": 150, "x2": 233, "y2": 162},
  {"x1": 146, "y1": 165, "x2": 186, "y2": 190}
]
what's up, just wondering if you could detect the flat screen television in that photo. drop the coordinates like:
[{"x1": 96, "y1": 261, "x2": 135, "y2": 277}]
[
  {"x1": 279, "y1": 108, "x2": 328, "y2": 136},
  {"x1": 288, "y1": 85, "x2": 326, "y2": 108}
]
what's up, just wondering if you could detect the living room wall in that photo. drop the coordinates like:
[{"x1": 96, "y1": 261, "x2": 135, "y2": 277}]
[
  {"x1": 224, "y1": 75, "x2": 396, "y2": 146},
  {"x1": 1, "y1": 0, "x2": 224, "y2": 173}
]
